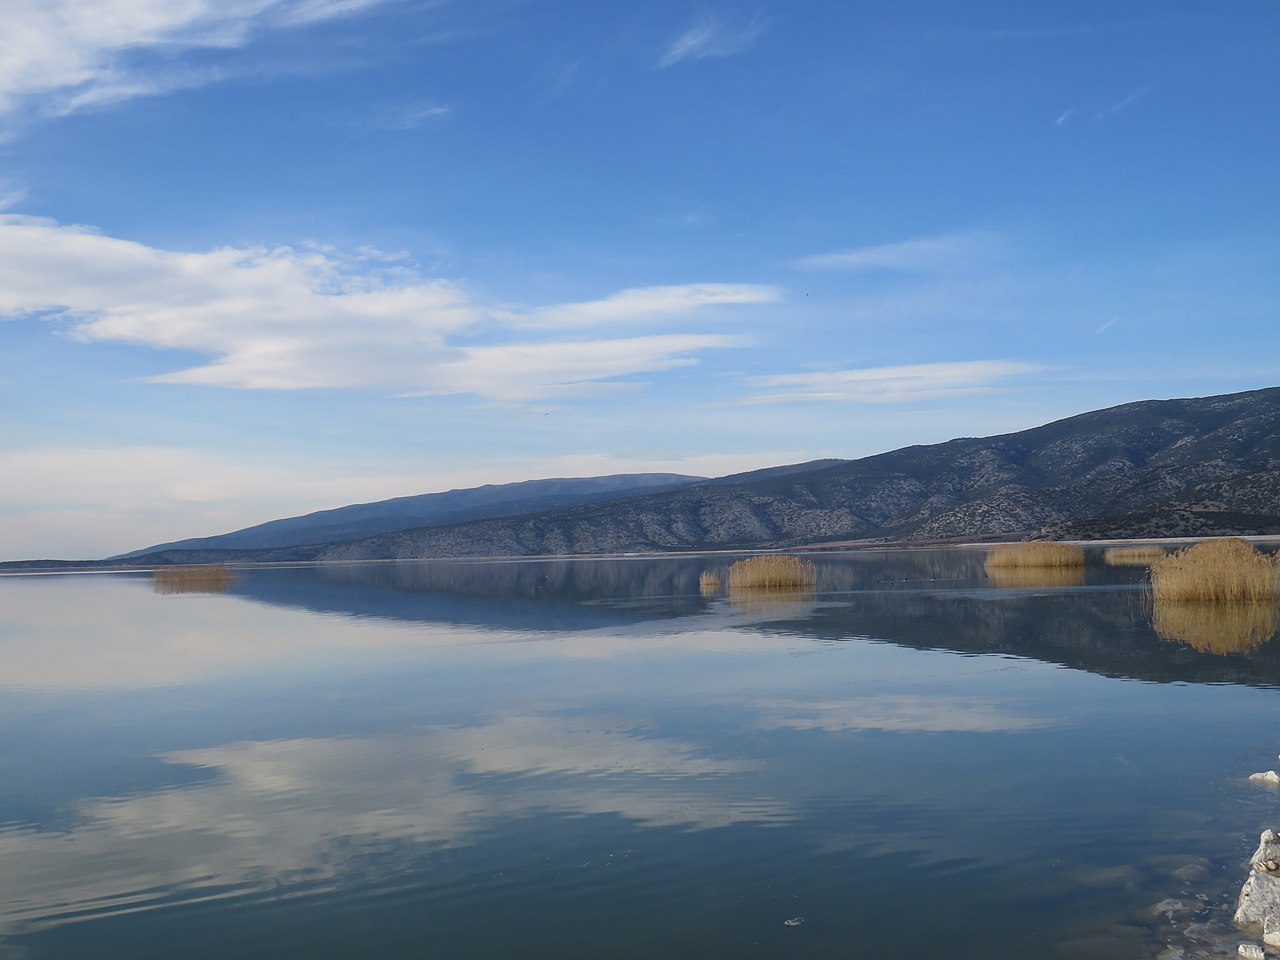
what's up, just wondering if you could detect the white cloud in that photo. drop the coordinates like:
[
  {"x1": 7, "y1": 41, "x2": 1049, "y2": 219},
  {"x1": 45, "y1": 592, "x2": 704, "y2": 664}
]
[
  {"x1": 0, "y1": 0, "x2": 389, "y2": 123},
  {"x1": 657, "y1": 12, "x2": 766, "y2": 68},
  {"x1": 421, "y1": 334, "x2": 745, "y2": 402},
  {"x1": 497, "y1": 283, "x2": 780, "y2": 328},
  {"x1": 789, "y1": 232, "x2": 1000, "y2": 273},
  {"x1": 748, "y1": 360, "x2": 1044, "y2": 404},
  {"x1": 0, "y1": 215, "x2": 753, "y2": 399}
]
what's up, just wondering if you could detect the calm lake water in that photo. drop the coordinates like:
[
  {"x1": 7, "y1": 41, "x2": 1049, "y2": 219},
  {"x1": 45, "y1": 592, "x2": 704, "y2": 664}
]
[{"x1": 2, "y1": 549, "x2": 1279, "y2": 959}]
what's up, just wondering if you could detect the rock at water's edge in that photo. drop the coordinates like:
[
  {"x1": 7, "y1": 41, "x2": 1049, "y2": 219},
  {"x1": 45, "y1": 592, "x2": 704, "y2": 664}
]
[
  {"x1": 1237, "y1": 831, "x2": 1280, "y2": 945},
  {"x1": 1250, "y1": 771, "x2": 1280, "y2": 785}
]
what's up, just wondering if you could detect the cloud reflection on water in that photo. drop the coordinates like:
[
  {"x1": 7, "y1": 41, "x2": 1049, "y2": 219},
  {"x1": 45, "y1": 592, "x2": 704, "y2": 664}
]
[
  {"x1": 0, "y1": 713, "x2": 791, "y2": 938},
  {"x1": 754, "y1": 695, "x2": 1052, "y2": 734}
]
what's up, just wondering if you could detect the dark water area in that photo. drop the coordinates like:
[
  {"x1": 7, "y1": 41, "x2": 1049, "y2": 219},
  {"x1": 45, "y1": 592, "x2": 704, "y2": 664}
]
[{"x1": 2, "y1": 549, "x2": 1279, "y2": 959}]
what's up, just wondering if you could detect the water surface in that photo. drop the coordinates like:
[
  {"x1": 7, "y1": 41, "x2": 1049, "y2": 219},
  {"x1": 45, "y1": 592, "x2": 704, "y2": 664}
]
[{"x1": 2, "y1": 550, "x2": 1277, "y2": 959}]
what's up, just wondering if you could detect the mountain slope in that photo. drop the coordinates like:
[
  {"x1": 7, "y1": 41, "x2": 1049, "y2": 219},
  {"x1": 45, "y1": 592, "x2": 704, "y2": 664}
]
[
  {"x1": 310, "y1": 386, "x2": 1280, "y2": 558},
  {"x1": 112, "y1": 473, "x2": 706, "y2": 558},
  {"x1": 115, "y1": 386, "x2": 1280, "y2": 564}
]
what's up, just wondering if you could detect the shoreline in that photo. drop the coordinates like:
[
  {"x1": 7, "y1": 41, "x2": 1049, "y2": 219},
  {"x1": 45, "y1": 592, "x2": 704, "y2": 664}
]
[{"x1": 5, "y1": 533, "x2": 1280, "y2": 575}]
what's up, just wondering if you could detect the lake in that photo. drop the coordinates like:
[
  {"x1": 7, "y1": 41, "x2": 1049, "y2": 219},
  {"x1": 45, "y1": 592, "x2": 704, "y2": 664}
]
[{"x1": 2, "y1": 550, "x2": 1278, "y2": 959}]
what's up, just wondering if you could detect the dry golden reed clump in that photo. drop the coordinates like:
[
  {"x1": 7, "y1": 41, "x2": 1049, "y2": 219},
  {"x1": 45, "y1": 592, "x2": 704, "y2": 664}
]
[
  {"x1": 984, "y1": 542, "x2": 1085, "y2": 569},
  {"x1": 1152, "y1": 599, "x2": 1280, "y2": 655},
  {"x1": 699, "y1": 571, "x2": 721, "y2": 595},
  {"x1": 726, "y1": 555, "x2": 816, "y2": 590},
  {"x1": 1149, "y1": 538, "x2": 1279, "y2": 603},
  {"x1": 986, "y1": 566, "x2": 1085, "y2": 589},
  {"x1": 1103, "y1": 545, "x2": 1168, "y2": 567},
  {"x1": 152, "y1": 564, "x2": 238, "y2": 595}
]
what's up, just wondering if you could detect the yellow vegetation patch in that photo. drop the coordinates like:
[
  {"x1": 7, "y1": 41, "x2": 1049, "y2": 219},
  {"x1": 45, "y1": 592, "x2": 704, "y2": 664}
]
[
  {"x1": 698, "y1": 571, "x2": 721, "y2": 596},
  {"x1": 152, "y1": 564, "x2": 238, "y2": 595},
  {"x1": 984, "y1": 542, "x2": 1085, "y2": 569},
  {"x1": 727, "y1": 555, "x2": 816, "y2": 590},
  {"x1": 1103, "y1": 545, "x2": 1168, "y2": 567},
  {"x1": 1149, "y1": 538, "x2": 1279, "y2": 603}
]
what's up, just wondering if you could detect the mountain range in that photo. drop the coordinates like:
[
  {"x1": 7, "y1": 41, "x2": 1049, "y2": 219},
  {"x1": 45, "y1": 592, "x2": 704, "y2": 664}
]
[{"x1": 8, "y1": 387, "x2": 1280, "y2": 568}]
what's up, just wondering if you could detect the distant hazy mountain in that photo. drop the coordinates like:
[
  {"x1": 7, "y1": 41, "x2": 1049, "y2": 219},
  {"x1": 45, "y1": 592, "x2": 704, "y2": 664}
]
[
  {"x1": 110, "y1": 473, "x2": 707, "y2": 559},
  {"x1": 22, "y1": 386, "x2": 1280, "y2": 570}
]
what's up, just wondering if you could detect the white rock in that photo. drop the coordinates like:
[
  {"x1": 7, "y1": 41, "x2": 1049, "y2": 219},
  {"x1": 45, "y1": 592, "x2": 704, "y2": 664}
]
[
  {"x1": 1236, "y1": 869, "x2": 1280, "y2": 938},
  {"x1": 1250, "y1": 772, "x2": 1280, "y2": 785},
  {"x1": 1239, "y1": 943, "x2": 1265, "y2": 960},
  {"x1": 1252, "y1": 830, "x2": 1280, "y2": 868}
]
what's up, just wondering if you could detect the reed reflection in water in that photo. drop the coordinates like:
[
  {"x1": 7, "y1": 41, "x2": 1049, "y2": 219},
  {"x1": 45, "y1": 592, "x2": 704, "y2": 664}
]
[
  {"x1": 727, "y1": 588, "x2": 818, "y2": 619},
  {"x1": 1152, "y1": 598, "x2": 1280, "y2": 655}
]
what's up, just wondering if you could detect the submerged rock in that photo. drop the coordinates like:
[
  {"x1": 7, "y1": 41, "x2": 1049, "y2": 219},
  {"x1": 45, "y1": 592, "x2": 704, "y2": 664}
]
[
  {"x1": 1249, "y1": 772, "x2": 1280, "y2": 785},
  {"x1": 1173, "y1": 862, "x2": 1210, "y2": 883}
]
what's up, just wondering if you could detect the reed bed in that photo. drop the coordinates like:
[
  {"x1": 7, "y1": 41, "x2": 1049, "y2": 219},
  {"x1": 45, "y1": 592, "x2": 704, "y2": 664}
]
[
  {"x1": 698, "y1": 571, "x2": 721, "y2": 596},
  {"x1": 152, "y1": 564, "x2": 238, "y2": 595},
  {"x1": 985, "y1": 566, "x2": 1085, "y2": 589},
  {"x1": 726, "y1": 555, "x2": 816, "y2": 590},
  {"x1": 1149, "y1": 538, "x2": 1279, "y2": 603},
  {"x1": 984, "y1": 542, "x2": 1085, "y2": 569},
  {"x1": 1152, "y1": 599, "x2": 1280, "y2": 655},
  {"x1": 1103, "y1": 545, "x2": 1169, "y2": 567}
]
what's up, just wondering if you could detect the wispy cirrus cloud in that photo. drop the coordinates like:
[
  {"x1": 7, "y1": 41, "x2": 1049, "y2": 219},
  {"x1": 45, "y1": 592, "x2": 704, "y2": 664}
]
[
  {"x1": 496, "y1": 283, "x2": 780, "y2": 328},
  {"x1": 0, "y1": 0, "x2": 391, "y2": 124},
  {"x1": 1094, "y1": 83, "x2": 1155, "y2": 120},
  {"x1": 361, "y1": 100, "x2": 453, "y2": 132},
  {"x1": 789, "y1": 232, "x2": 1000, "y2": 273},
  {"x1": 747, "y1": 360, "x2": 1044, "y2": 404},
  {"x1": 657, "y1": 12, "x2": 766, "y2": 68},
  {"x1": 0, "y1": 215, "x2": 757, "y2": 401},
  {"x1": 414, "y1": 333, "x2": 745, "y2": 402}
]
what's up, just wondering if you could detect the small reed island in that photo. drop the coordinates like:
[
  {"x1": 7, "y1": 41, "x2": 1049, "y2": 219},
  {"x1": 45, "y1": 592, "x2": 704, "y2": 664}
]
[
  {"x1": 726, "y1": 555, "x2": 816, "y2": 591},
  {"x1": 984, "y1": 541, "x2": 1085, "y2": 588},
  {"x1": 152, "y1": 564, "x2": 239, "y2": 595}
]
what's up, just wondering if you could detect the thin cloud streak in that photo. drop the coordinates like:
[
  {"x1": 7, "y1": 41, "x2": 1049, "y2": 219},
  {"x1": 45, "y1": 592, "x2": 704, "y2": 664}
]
[
  {"x1": 657, "y1": 13, "x2": 766, "y2": 68},
  {"x1": 789, "y1": 233, "x2": 999, "y2": 273},
  {"x1": 1094, "y1": 84, "x2": 1155, "y2": 120},
  {"x1": 747, "y1": 360, "x2": 1044, "y2": 405},
  {"x1": 497, "y1": 283, "x2": 780, "y2": 328}
]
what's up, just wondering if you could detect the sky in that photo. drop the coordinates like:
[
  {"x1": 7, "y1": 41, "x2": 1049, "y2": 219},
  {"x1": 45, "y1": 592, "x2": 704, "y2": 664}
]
[{"x1": 0, "y1": 0, "x2": 1277, "y2": 560}]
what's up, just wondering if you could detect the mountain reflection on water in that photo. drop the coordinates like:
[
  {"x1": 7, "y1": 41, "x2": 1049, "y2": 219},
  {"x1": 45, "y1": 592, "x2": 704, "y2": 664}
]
[
  {"x1": 223, "y1": 551, "x2": 1280, "y2": 686},
  {"x1": 2, "y1": 551, "x2": 1280, "y2": 960}
]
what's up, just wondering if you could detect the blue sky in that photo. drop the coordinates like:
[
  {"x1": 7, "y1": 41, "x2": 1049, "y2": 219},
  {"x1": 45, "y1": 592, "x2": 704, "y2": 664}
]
[{"x1": 1, "y1": 0, "x2": 1277, "y2": 559}]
